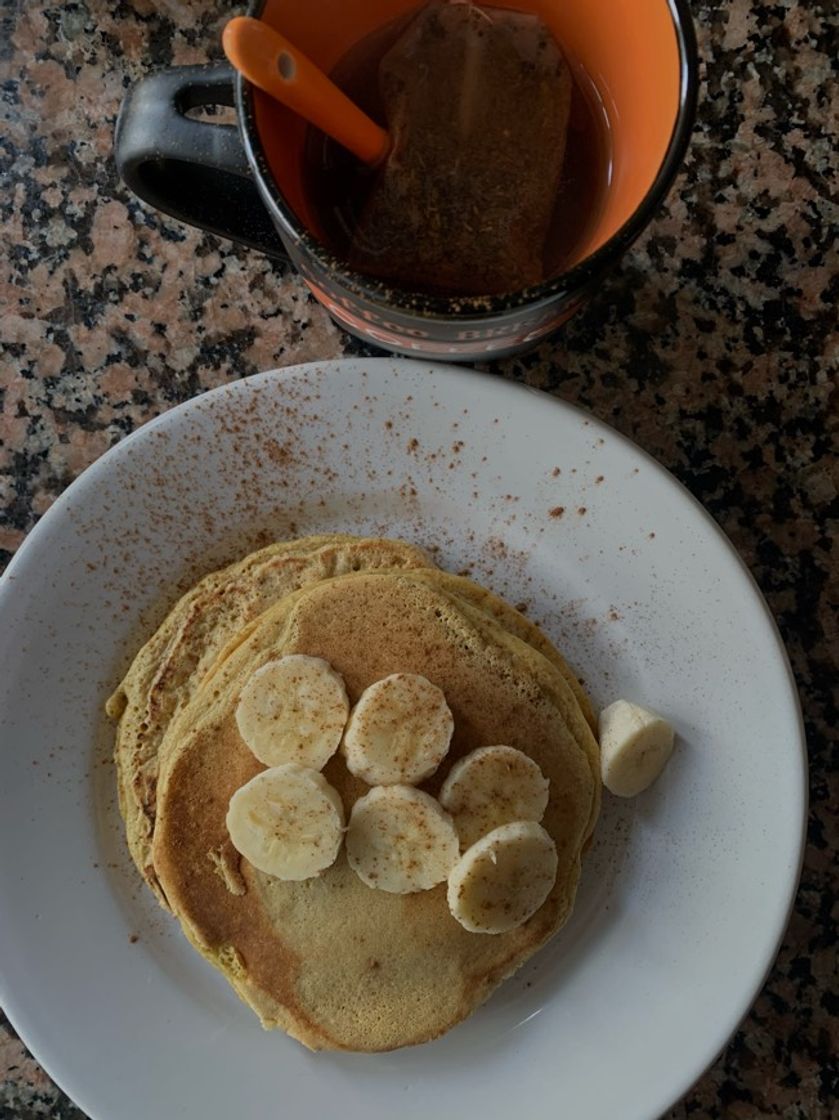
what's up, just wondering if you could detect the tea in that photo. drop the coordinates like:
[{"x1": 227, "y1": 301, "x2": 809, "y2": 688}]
[
  {"x1": 350, "y1": 2, "x2": 572, "y2": 294},
  {"x1": 303, "y1": 2, "x2": 612, "y2": 297}
]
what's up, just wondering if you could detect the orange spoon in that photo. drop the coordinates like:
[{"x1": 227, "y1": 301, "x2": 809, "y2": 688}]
[{"x1": 223, "y1": 16, "x2": 389, "y2": 166}]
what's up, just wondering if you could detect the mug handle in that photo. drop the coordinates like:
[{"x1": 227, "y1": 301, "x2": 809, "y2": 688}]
[{"x1": 114, "y1": 62, "x2": 288, "y2": 259}]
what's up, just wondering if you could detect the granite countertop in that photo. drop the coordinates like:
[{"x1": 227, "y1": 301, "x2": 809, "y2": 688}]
[{"x1": 1, "y1": 1, "x2": 836, "y2": 1117}]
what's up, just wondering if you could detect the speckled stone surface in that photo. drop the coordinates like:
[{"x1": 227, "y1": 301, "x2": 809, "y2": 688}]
[{"x1": 0, "y1": 0, "x2": 836, "y2": 1117}]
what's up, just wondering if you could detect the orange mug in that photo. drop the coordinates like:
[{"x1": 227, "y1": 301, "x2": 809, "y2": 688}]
[{"x1": 116, "y1": 0, "x2": 697, "y2": 360}]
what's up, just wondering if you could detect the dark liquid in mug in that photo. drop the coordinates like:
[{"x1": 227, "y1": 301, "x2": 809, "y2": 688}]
[{"x1": 303, "y1": 10, "x2": 613, "y2": 294}]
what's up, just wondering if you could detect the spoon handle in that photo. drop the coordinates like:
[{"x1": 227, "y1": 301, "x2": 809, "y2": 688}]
[{"x1": 223, "y1": 16, "x2": 389, "y2": 166}]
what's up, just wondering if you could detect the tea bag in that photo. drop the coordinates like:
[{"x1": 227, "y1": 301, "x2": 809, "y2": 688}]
[{"x1": 349, "y1": 0, "x2": 572, "y2": 296}]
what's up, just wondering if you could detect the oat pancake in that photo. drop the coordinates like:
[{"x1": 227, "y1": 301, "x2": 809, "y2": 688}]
[
  {"x1": 152, "y1": 572, "x2": 597, "y2": 1051},
  {"x1": 381, "y1": 569, "x2": 600, "y2": 843},
  {"x1": 401, "y1": 569, "x2": 597, "y2": 732},
  {"x1": 107, "y1": 536, "x2": 433, "y2": 902}
]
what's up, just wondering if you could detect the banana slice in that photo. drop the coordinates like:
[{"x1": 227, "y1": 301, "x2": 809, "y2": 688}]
[
  {"x1": 598, "y1": 700, "x2": 675, "y2": 797},
  {"x1": 447, "y1": 820, "x2": 558, "y2": 934},
  {"x1": 346, "y1": 785, "x2": 459, "y2": 894},
  {"x1": 235, "y1": 654, "x2": 349, "y2": 770},
  {"x1": 342, "y1": 673, "x2": 453, "y2": 785},
  {"x1": 226, "y1": 763, "x2": 345, "y2": 881},
  {"x1": 439, "y1": 745, "x2": 550, "y2": 848}
]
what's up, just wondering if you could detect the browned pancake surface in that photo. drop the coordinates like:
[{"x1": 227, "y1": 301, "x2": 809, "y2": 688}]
[
  {"x1": 154, "y1": 573, "x2": 596, "y2": 1051},
  {"x1": 108, "y1": 536, "x2": 433, "y2": 901}
]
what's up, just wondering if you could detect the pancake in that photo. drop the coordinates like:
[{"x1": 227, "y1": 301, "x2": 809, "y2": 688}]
[
  {"x1": 399, "y1": 568, "x2": 597, "y2": 732},
  {"x1": 419, "y1": 585, "x2": 601, "y2": 844},
  {"x1": 152, "y1": 572, "x2": 597, "y2": 1051},
  {"x1": 365, "y1": 568, "x2": 600, "y2": 844},
  {"x1": 107, "y1": 536, "x2": 434, "y2": 902}
]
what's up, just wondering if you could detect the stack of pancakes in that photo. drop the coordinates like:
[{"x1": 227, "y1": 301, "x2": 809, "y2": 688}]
[{"x1": 108, "y1": 535, "x2": 600, "y2": 1051}]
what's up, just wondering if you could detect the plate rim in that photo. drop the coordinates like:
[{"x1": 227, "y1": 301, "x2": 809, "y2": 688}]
[{"x1": 0, "y1": 358, "x2": 807, "y2": 1119}]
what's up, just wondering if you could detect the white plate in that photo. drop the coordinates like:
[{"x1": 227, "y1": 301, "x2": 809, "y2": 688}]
[{"x1": 0, "y1": 360, "x2": 805, "y2": 1120}]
